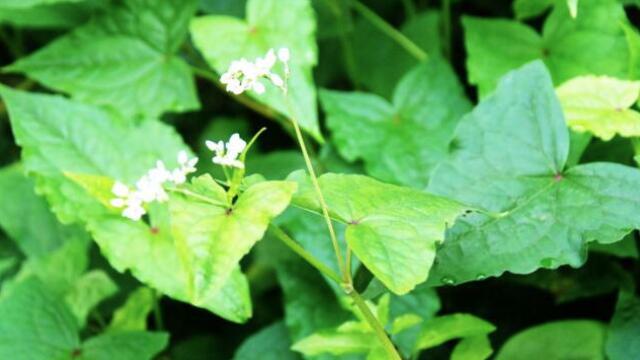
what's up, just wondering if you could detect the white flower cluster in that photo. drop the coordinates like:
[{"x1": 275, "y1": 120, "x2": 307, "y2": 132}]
[
  {"x1": 206, "y1": 133, "x2": 247, "y2": 169},
  {"x1": 220, "y1": 48, "x2": 290, "y2": 95},
  {"x1": 111, "y1": 151, "x2": 198, "y2": 221}
]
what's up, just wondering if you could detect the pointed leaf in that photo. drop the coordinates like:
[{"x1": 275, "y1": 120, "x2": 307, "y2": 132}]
[
  {"x1": 464, "y1": 0, "x2": 630, "y2": 97},
  {"x1": 322, "y1": 58, "x2": 471, "y2": 188},
  {"x1": 428, "y1": 61, "x2": 640, "y2": 285},
  {"x1": 289, "y1": 171, "x2": 468, "y2": 295},
  {"x1": 0, "y1": 278, "x2": 80, "y2": 360},
  {"x1": 606, "y1": 291, "x2": 640, "y2": 359},
  {"x1": 557, "y1": 76, "x2": 640, "y2": 140},
  {"x1": 108, "y1": 287, "x2": 155, "y2": 332},
  {"x1": 5, "y1": 0, "x2": 199, "y2": 118},
  {"x1": 415, "y1": 314, "x2": 495, "y2": 352},
  {"x1": 496, "y1": 320, "x2": 606, "y2": 360},
  {"x1": 77, "y1": 331, "x2": 169, "y2": 360},
  {"x1": 0, "y1": 86, "x2": 189, "y2": 224},
  {"x1": 65, "y1": 270, "x2": 118, "y2": 327}
]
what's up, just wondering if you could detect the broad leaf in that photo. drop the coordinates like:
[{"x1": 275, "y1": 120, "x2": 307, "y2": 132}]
[
  {"x1": 108, "y1": 287, "x2": 156, "y2": 332},
  {"x1": 275, "y1": 257, "x2": 350, "y2": 342},
  {"x1": 233, "y1": 322, "x2": 299, "y2": 360},
  {"x1": 464, "y1": 0, "x2": 630, "y2": 97},
  {"x1": 65, "y1": 270, "x2": 118, "y2": 327},
  {"x1": 606, "y1": 291, "x2": 640, "y2": 359},
  {"x1": 415, "y1": 313, "x2": 495, "y2": 352},
  {"x1": 321, "y1": 58, "x2": 471, "y2": 188},
  {"x1": 0, "y1": 1, "x2": 100, "y2": 28},
  {"x1": 557, "y1": 76, "x2": 640, "y2": 140},
  {"x1": 496, "y1": 320, "x2": 606, "y2": 359},
  {"x1": 428, "y1": 61, "x2": 640, "y2": 285},
  {"x1": 0, "y1": 86, "x2": 188, "y2": 224},
  {"x1": 513, "y1": 0, "x2": 554, "y2": 19},
  {"x1": 6, "y1": 0, "x2": 199, "y2": 118},
  {"x1": 77, "y1": 331, "x2": 168, "y2": 360},
  {"x1": 169, "y1": 174, "x2": 296, "y2": 302},
  {"x1": 451, "y1": 336, "x2": 493, "y2": 360},
  {"x1": 291, "y1": 326, "x2": 371, "y2": 356},
  {"x1": 0, "y1": 278, "x2": 80, "y2": 360},
  {"x1": 190, "y1": 0, "x2": 322, "y2": 141},
  {"x1": 289, "y1": 171, "x2": 468, "y2": 295},
  {"x1": 351, "y1": 11, "x2": 441, "y2": 98},
  {"x1": 0, "y1": 164, "x2": 81, "y2": 257}
]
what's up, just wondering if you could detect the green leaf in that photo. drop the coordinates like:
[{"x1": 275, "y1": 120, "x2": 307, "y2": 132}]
[
  {"x1": 108, "y1": 287, "x2": 156, "y2": 332},
  {"x1": 415, "y1": 314, "x2": 495, "y2": 352},
  {"x1": 65, "y1": 270, "x2": 118, "y2": 327},
  {"x1": 275, "y1": 257, "x2": 350, "y2": 342},
  {"x1": 351, "y1": 11, "x2": 442, "y2": 98},
  {"x1": 233, "y1": 322, "x2": 299, "y2": 360},
  {"x1": 464, "y1": 0, "x2": 630, "y2": 97},
  {"x1": 11, "y1": 235, "x2": 90, "y2": 295},
  {"x1": 0, "y1": 86, "x2": 189, "y2": 224},
  {"x1": 0, "y1": 278, "x2": 80, "y2": 360},
  {"x1": 428, "y1": 61, "x2": 640, "y2": 285},
  {"x1": 0, "y1": 164, "x2": 79, "y2": 257},
  {"x1": 291, "y1": 326, "x2": 372, "y2": 356},
  {"x1": 606, "y1": 291, "x2": 640, "y2": 359},
  {"x1": 289, "y1": 171, "x2": 468, "y2": 295},
  {"x1": 0, "y1": 1, "x2": 101, "y2": 29},
  {"x1": 496, "y1": 320, "x2": 606, "y2": 360},
  {"x1": 6, "y1": 0, "x2": 199, "y2": 118},
  {"x1": 190, "y1": 0, "x2": 322, "y2": 141},
  {"x1": 557, "y1": 75, "x2": 640, "y2": 140},
  {"x1": 169, "y1": 175, "x2": 296, "y2": 301},
  {"x1": 321, "y1": 58, "x2": 471, "y2": 188},
  {"x1": 77, "y1": 331, "x2": 169, "y2": 360},
  {"x1": 590, "y1": 234, "x2": 638, "y2": 259},
  {"x1": 451, "y1": 335, "x2": 493, "y2": 360},
  {"x1": 513, "y1": 0, "x2": 555, "y2": 19},
  {"x1": 87, "y1": 214, "x2": 252, "y2": 323}
]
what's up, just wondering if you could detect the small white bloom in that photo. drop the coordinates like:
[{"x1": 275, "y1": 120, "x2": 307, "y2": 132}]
[
  {"x1": 270, "y1": 74, "x2": 284, "y2": 87},
  {"x1": 206, "y1": 140, "x2": 224, "y2": 153},
  {"x1": 226, "y1": 133, "x2": 247, "y2": 156},
  {"x1": 252, "y1": 81, "x2": 266, "y2": 94},
  {"x1": 278, "y1": 48, "x2": 290, "y2": 63},
  {"x1": 112, "y1": 181, "x2": 130, "y2": 198},
  {"x1": 122, "y1": 203, "x2": 145, "y2": 221},
  {"x1": 206, "y1": 133, "x2": 247, "y2": 169}
]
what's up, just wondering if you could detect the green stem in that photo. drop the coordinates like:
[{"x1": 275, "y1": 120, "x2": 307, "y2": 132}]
[
  {"x1": 350, "y1": 0, "x2": 427, "y2": 61},
  {"x1": 442, "y1": 0, "x2": 452, "y2": 60},
  {"x1": 282, "y1": 95, "x2": 349, "y2": 283},
  {"x1": 349, "y1": 290, "x2": 402, "y2": 360},
  {"x1": 153, "y1": 291, "x2": 164, "y2": 331},
  {"x1": 269, "y1": 224, "x2": 342, "y2": 284}
]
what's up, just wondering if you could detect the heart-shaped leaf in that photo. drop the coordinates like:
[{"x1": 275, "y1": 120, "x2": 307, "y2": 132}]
[
  {"x1": 5, "y1": 0, "x2": 200, "y2": 118},
  {"x1": 428, "y1": 61, "x2": 640, "y2": 285}
]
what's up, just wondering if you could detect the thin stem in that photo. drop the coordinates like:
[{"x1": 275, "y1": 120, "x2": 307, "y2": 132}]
[
  {"x1": 442, "y1": 0, "x2": 452, "y2": 60},
  {"x1": 269, "y1": 224, "x2": 342, "y2": 283},
  {"x1": 282, "y1": 95, "x2": 348, "y2": 282},
  {"x1": 152, "y1": 290, "x2": 164, "y2": 331},
  {"x1": 349, "y1": 290, "x2": 402, "y2": 360},
  {"x1": 350, "y1": 0, "x2": 427, "y2": 61},
  {"x1": 345, "y1": 246, "x2": 353, "y2": 282}
]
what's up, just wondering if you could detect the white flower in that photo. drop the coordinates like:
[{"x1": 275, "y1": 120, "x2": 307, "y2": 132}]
[
  {"x1": 173, "y1": 151, "x2": 198, "y2": 185},
  {"x1": 111, "y1": 181, "x2": 147, "y2": 221},
  {"x1": 219, "y1": 48, "x2": 290, "y2": 95},
  {"x1": 206, "y1": 133, "x2": 247, "y2": 169},
  {"x1": 277, "y1": 47, "x2": 290, "y2": 63},
  {"x1": 109, "y1": 150, "x2": 200, "y2": 221}
]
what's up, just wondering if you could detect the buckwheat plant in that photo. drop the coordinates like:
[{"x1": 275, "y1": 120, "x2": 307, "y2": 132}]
[{"x1": 217, "y1": 48, "x2": 403, "y2": 360}]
